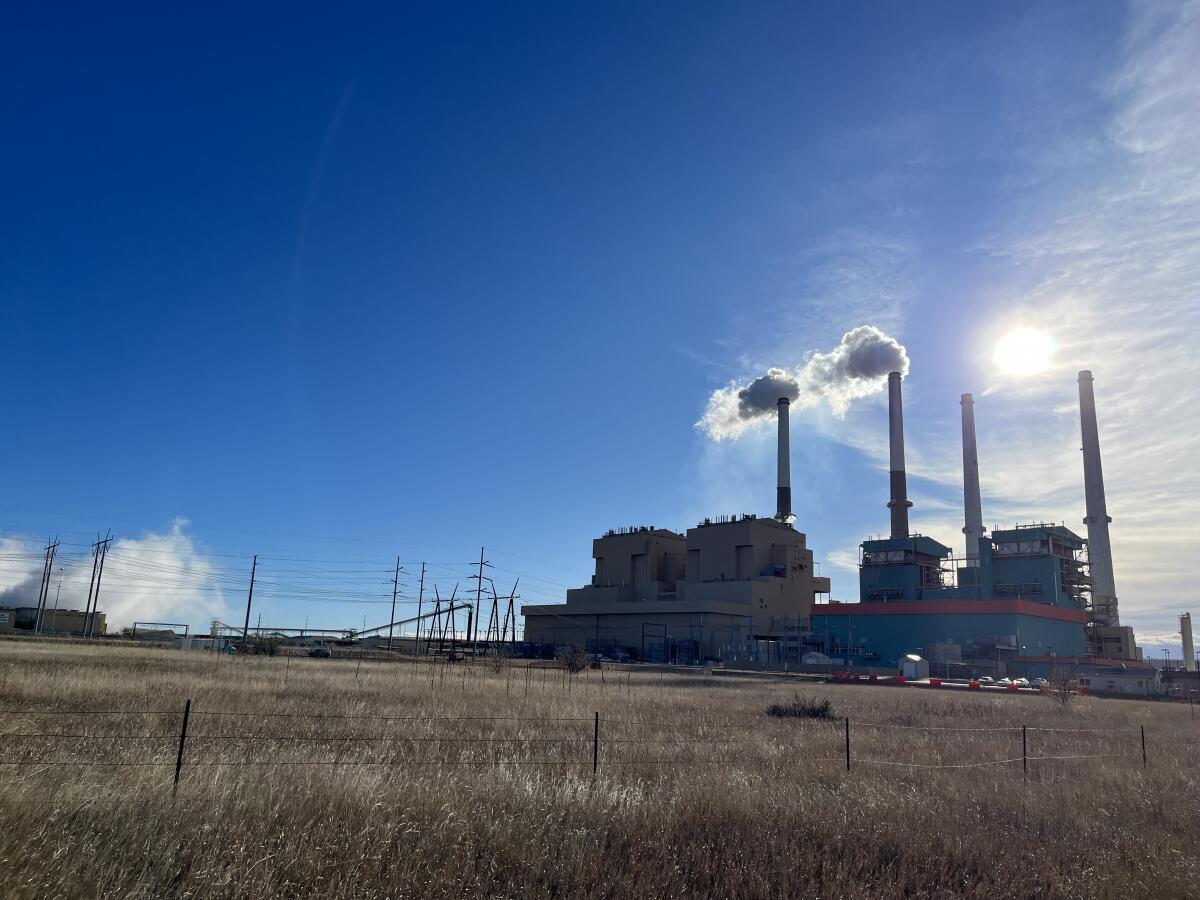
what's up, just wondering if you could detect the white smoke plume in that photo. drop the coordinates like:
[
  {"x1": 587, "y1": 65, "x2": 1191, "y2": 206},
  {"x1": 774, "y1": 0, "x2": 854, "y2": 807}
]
[
  {"x1": 0, "y1": 519, "x2": 230, "y2": 631},
  {"x1": 697, "y1": 325, "x2": 910, "y2": 440}
]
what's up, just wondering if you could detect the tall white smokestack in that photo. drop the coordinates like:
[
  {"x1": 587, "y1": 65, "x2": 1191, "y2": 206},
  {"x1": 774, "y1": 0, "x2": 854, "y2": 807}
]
[
  {"x1": 960, "y1": 393, "x2": 985, "y2": 561},
  {"x1": 1078, "y1": 370, "x2": 1119, "y2": 625},
  {"x1": 776, "y1": 397, "x2": 794, "y2": 523},
  {"x1": 886, "y1": 371, "x2": 912, "y2": 539},
  {"x1": 1182, "y1": 613, "x2": 1195, "y2": 672}
]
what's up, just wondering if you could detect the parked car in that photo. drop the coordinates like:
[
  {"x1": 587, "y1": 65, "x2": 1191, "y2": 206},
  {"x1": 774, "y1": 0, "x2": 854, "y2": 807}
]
[
  {"x1": 308, "y1": 647, "x2": 332, "y2": 658},
  {"x1": 1013, "y1": 677, "x2": 1031, "y2": 687},
  {"x1": 1033, "y1": 677, "x2": 1049, "y2": 687},
  {"x1": 978, "y1": 676, "x2": 995, "y2": 685}
]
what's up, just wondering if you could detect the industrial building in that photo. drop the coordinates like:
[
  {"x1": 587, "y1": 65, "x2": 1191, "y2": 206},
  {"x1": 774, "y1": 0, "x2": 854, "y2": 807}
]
[
  {"x1": 812, "y1": 370, "x2": 1148, "y2": 677},
  {"x1": 523, "y1": 398, "x2": 830, "y2": 662},
  {"x1": 0, "y1": 606, "x2": 107, "y2": 637},
  {"x1": 525, "y1": 360, "x2": 1154, "y2": 678}
]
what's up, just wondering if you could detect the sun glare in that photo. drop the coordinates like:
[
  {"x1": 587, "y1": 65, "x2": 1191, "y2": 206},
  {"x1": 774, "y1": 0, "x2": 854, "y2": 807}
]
[{"x1": 993, "y1": 328, "x2": 1055, "y2": 375}]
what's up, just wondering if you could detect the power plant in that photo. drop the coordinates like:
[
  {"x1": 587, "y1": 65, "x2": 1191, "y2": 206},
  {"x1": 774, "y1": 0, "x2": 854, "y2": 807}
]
[
  {"x1": 525, "y1": 366, "x2": 1156, "y2": 680},
  {"x1": 522, "y1": 394, "x2": 829, "y2": 663},
  {"x1": 813, "y1": 368, "x2": 1143, "y2": 677}
]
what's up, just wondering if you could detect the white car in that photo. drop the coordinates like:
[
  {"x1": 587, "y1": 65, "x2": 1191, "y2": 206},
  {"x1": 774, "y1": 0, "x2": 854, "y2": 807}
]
[
  {"x1": 1013, "y1": 677, "x2": 1030, "y2": 687},
  {"x1": 978, "y1": 675, "x2": 995, "y2": 685}
]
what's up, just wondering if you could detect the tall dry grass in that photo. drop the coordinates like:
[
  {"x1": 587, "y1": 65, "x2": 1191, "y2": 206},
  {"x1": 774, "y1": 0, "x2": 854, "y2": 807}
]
[{"x1": 0, "y1": 642, "x2": 1196, "y2": 899}]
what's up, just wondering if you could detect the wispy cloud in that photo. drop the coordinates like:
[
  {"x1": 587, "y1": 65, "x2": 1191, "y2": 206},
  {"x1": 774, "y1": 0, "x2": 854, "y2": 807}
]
[
  {"x1": 679, "y1": 2, "x2": 1197, "y2": 655},
  {"x1": 902, "y1": 0, "x2": 1200, "y2": 646}
]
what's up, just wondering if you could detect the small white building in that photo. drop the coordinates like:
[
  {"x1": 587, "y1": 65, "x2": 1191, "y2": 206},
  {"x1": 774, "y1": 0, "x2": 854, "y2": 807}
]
[
  {"x1": 1077, "y1": 667, "x2": 1162, "y2": 697},
  {"x1": 901, "y1": 654, "x2": 930, "y2": 680}
]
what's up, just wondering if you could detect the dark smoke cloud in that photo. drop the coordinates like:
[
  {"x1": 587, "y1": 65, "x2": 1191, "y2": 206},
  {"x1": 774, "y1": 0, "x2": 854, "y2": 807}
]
[
  {"x1": 737, "y1": 368, "x2": 800, "y2": 417},
  {"x1": 0, "y1": 576, "x2": 43, "y2": 608},
  {"x1": 697, "y1": 325, "x2": 910, "y2": 439},
  {"x1": 806, "y1": 325, "x2": 909, "y2": 384}
]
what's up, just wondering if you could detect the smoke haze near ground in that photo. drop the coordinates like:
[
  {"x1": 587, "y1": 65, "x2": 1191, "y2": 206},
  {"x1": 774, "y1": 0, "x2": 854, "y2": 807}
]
[
  {"x1": 697, "y1": 325, "x2": 910, "y2": 440},
  {"x1": 0, "y1": 520, "x2": 229, "y2": 630}
]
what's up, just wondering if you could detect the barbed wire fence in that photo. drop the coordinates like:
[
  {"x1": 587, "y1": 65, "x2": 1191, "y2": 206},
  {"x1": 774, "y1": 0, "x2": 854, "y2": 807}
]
[{"x1": 0, "y1": 703, "x2": 1172, "y2": 805}]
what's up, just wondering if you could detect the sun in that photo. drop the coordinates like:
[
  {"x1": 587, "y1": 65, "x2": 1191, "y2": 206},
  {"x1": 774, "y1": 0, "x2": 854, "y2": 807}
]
[{"x1": 993, "y1": 328, "x2": 1055, "y2": 375}]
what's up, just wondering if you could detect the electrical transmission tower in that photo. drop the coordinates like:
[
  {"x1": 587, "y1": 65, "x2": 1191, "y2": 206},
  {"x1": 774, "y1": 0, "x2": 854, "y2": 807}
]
[
  {"x1": 387, "y1": 557, "x2": 408, "y2": 651},
  {"x1": 84, "y1": 531, "x2": 112, "y2": 637},
  {"x1": 468, "y1": 547, "x2": 492, "y2": 655},
  {"x1": 413, "y1": 562, "x2": 426, "y2": 653},
  {"x1": 34, "y1": 536, "x2": 60, "y2": 634}
]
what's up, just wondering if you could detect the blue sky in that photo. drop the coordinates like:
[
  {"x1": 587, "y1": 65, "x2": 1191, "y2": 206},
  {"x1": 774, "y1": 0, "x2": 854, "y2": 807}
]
[{"x1": 1, "y1": 2, "x2": 1196, "y2": 656}]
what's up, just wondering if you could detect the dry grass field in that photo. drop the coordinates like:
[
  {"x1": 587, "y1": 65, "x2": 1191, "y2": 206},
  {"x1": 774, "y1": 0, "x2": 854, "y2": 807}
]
[{"x1": 0, "y1": 642, "x2": 1196, "y2": 899}]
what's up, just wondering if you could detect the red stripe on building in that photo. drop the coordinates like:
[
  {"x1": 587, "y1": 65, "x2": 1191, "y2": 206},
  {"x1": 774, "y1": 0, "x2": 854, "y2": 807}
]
[{"x1": 811, "y1": 599, "x2": 1088, "y2": 624}]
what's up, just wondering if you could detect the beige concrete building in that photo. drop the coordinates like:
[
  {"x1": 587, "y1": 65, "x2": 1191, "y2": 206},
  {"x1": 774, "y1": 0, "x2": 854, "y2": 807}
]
[
  {"x1": 1089, "y1": 624, "x2": 1142, "y2": 662},
  {"x1": 11, "y1": 607, "x2": 105, "y2": 636},
  {"x1": 522, "y1": 515, "x2": 830, "y2": 662}
]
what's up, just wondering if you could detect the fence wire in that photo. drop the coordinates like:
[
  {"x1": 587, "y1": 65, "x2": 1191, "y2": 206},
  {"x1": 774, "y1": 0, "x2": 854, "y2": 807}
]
[{"x1": 0, "y1": 703, "x2": 1166, "y2": 790}]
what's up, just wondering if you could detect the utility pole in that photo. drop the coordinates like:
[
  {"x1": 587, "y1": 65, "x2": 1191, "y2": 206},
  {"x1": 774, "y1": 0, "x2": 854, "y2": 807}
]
[
  {"x1": 242, "y1": 555, "x2": 257, "y2": 641},
  {"x1": 486, "y1": 581, "x2": 500, "y2": 646},
  {"x1": 387, "y1": 557, "x2": 405, "y2": 651},
  {"x1": 34, "y1": 536, "x2": 60, "y2": 634},
  {"x1": 446, "y1": 584, "x2": 458, "y2": 652},
  {"x1": 85, "y1": 531, "x2": 112, "y2": 638},
  {"x1": 426, "y1": 586, "x2": 442, "y2": 656},
  {"x1": 83, "y1": 535, "x2": 102, "y2": 637},
  {"x1": 500, "y1": 581, "x2": 519, "y2": 649},
  {"x1": 414, "y1": 562, "x2": 426, "y2": 653},
  {"x1": 49, "y1": 567, "x2": 64, "y2": 633},
  {"x1": 469, "y1": 547, "x2": 492, "y2": 654}
]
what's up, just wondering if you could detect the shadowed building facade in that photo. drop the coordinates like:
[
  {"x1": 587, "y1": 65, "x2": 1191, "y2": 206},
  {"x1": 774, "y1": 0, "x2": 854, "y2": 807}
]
[{"x1": 522, "y1": 516, "x2": 829, "y2": 662}]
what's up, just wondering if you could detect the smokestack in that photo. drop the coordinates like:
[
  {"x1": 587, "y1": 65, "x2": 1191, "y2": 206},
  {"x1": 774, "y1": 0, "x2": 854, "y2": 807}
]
[
  {"x1": 960, "y1": 393, "x2": 985, "y2": 560},
  {"x1": 1182, "y1": 613, "x2": 1195, "y2": 672},
  {"x1": 776, "y1": 397, "x2": 794, "y2": 523},
  {"x1": 1078, "y1": 370, "x2": 1119, "y2": 624},
  {"x1": 886, "y1": 371, "x2": 912, "y2": 539}
]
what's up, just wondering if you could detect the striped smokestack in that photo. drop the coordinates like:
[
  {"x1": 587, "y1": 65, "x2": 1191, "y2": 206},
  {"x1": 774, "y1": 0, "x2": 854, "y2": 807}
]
[
  {"x1": 1078, "y1": 370, "x2": 1119, "y2": 625},
  {"x1": 960, "y1": 393, "x2": 985, "y2": 560},
  {"x1": 776, "y1": 397, "x2": 793, "y2": 523},
  {"x1": 886, "y1": 371, "x2": 912, "y2": 539}
]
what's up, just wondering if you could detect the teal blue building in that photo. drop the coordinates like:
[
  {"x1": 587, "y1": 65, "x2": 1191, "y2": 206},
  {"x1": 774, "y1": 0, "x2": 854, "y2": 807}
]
[{"x1": 811, "y1": 524, "x2": 1110, "y2": 674}]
